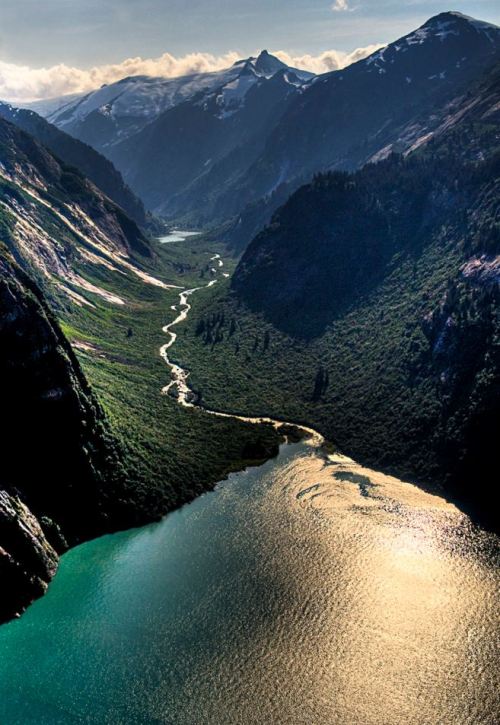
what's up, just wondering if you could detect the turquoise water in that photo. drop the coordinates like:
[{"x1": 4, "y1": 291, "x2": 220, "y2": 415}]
[{"x1": 0, "y1": 441, "x2": 498, "y2": 724}]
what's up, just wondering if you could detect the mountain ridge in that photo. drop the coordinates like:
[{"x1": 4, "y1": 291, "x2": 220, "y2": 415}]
[
  {"x1": 0, "y1": 101, "x2": 150, "y2": 227},
  {"x1": 39, "y1": 51, "x2": 313, "y2": 154},
  {"x1": 0, "y1": 115, "x2": 168, "y2": 312},
  {"x1": 218, "y1": 11, "x2": 500, "y2": 229}
]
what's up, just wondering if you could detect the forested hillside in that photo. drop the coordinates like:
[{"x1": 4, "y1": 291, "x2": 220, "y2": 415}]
[{"x1": 175, "y1": 112, "x2": 500, "y2": 523}]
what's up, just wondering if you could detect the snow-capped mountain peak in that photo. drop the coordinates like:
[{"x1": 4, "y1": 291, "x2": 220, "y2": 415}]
[
  {"x1": 419, "y1": 11, "x2": 500, "y2": 42},
  {"x1": 362, "y1": 10, "x2": 499, "y2": 77},
  {"x1": 426, "y1": 11, "x2": 500, "y2": 33},
  {"x1": 36, "y1": 50, "x2": 314, "y2": 147},
  {"x1": 195, "y1": 52, "x2": 312, "y2": 120}
]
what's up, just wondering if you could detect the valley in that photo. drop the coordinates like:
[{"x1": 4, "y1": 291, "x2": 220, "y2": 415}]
[
  {"x1": 1, "y1": 227, "x2": 498, "y2": 725},
  {"x1": 55, "y1": 235, "x2": 284, "y2": 521},
  {"x1": 0, "y1": 7, "x2": 499, "y2": 723}
]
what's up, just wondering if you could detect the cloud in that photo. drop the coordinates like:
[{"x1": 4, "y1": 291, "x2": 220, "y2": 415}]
[
  {"x1": 0, "y1": 52, "x2": 241, "y2": 104},
  {"x1": 0, "y1": 44, "x2": 384, "y2": 104},
  {"x1": 275, "y1": 44, "x2": 384, "y2": 74},
  {"x1": 332, "y1": 0, "x2": 350, "y2": 11}
]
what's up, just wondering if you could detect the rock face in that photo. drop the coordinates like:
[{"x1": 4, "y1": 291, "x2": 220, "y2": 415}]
[
  {"x1": 0, "y1": 253, "x2": 127, "y2": 621},
  {"x1": 0, "y1": 102, "x2": 149, "y2": 228},
  {"x1": 0, "y1": 492, "x2": 58, "y2": 622},
  {"x1": 0, "y1": 115, "x2": 164, "y2": 311}
]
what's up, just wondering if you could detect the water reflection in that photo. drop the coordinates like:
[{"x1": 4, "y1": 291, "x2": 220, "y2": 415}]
[{"x1": 0, "y1": 443, "x2": 498, "y2": 724}]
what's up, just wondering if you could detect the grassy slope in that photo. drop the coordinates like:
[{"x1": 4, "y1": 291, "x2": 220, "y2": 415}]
[{"x1": 57, "y1": 238, "x2": 281, "y2": 519}]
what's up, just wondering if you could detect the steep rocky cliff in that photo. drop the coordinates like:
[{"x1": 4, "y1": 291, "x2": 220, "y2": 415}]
[
  {"x1": 0, "y1": 249, "x2": 131, "y2": 621},
  {"x1": 0, "y1": 115, "x2": 169, "y2": 312},
  {"x1": 0, "y1": 492, "x2": 58, "y2": 623}
]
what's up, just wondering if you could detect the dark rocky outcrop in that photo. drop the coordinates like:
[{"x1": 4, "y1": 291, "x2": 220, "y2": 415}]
[
  {"x1": 0, "y1": 252, "x2": 130, "y2": 621},
  {"x1": 0, "y1": 492, "x2": 58, "y2": 623}
]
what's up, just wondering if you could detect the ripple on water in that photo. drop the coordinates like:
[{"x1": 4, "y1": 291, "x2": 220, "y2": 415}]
[{"x1": 0, "y1": 442, "x2": 498, "y2": 725}]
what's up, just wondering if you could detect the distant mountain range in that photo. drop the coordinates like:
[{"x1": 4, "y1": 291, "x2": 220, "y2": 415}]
[
  {"x1": 31, "y1": 51, "x2": 314, "y2": 223},
  {"x1": 30, "y1": 12, "x2": 500, "y2": 241},
  {"x1": 36, "y1": 51, "x2": 313, "y2": 152}
]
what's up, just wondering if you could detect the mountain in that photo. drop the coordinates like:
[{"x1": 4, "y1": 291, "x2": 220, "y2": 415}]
[
  {"x1": 0, "y1": 115, "x2": 170, "y2": 310},
  {"x1": 41, "y1": 52, "x2": 313, "y2": 155},
  {"x1": 218, "y1": 12, "x2": 500, "y2": 249},
  {"x1": 0, "y1": 248, "x2": 130, "y2": 622},
  {"x1": 107, "y1": 53, "x2": 314, "y2": 220},
  {"x1": 226, "y1": 49, "x2": 500, "y2": 253},
  {"x1": 0, "y1": 101, "x2": 149, "y2": 227},
  {"x1": 34, "y1": 52, "x2": 314, "y2": 220},
  {"x1": 177, "y1": 65, "x2": 500, "y2": 523}
]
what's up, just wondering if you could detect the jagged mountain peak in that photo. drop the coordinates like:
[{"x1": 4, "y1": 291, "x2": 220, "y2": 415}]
[
  {"x1": 252, "y1": 50, "x2": 288, "y2": 77},
  {"x1": 193, "y1": 51, "x2": 311, "y2": 121},
  {"x1": 234, "y1": 50, "x2": 312, "y2": 82}
]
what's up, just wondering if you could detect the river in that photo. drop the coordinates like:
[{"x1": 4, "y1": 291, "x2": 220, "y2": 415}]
[{"x1": 0, "y1": 253, "x2": 498, "y2": 724}]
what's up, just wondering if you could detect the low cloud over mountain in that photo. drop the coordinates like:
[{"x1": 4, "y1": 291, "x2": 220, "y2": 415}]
[{"x1": 0, "y1": 44, "x2": 384, "y2": 103}]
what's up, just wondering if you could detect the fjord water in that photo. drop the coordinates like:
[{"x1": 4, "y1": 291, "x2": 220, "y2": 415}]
[{"x1": 0, "y1": 442, "x2": 498, "y2": 725}]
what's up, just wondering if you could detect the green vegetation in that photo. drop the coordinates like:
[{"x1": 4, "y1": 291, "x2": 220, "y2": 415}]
[
  {"x1": 56, "y1": 237, "x2": 280, "y2": 519},
  {"x1": 173, "y1": 150, "x2": 500, "y2": 522},
  {"x1": 2, "y1": 112, "x2": 280, "y2": 547}
]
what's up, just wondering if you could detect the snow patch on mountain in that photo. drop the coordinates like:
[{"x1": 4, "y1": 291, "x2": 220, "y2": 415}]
[
  {"x1": 365, "y1": 11, "x2": 500, "y2": 73},
  {"x1": 185, "y1": 52, "x2": 313, "y2": 119},
  {"x1": 38, "y1": 52, "x2": 314, "y2": 144}
]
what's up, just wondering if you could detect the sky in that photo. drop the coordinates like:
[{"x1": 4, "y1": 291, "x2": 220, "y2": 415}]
[{"x1": 0, "y1": 0, "x2": 499, "y2": 102}]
